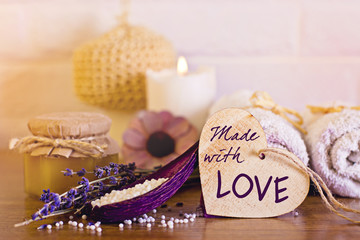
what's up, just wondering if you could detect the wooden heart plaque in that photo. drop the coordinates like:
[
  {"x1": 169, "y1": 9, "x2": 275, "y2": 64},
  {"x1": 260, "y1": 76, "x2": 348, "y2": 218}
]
[{"x1": 199, "y1": 108, "x2": 310, "y2": 218}]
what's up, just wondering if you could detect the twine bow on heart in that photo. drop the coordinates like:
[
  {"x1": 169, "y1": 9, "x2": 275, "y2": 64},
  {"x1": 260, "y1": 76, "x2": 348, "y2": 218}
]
[
  {"x1": 9, "y1": 136, "x2": 108, "y2": 158},
  {"x1": 249, "y1": 91, "x2": 307, "y2": 134},
  {"x1": 307, "y1": 105, "x2": 360, "y2": 114}
]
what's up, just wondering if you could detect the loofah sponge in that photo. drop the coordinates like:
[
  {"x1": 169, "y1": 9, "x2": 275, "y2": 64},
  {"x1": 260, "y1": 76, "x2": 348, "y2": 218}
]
[{"x1": 73, "y1": 22, "x2": 176, "y2": 111}]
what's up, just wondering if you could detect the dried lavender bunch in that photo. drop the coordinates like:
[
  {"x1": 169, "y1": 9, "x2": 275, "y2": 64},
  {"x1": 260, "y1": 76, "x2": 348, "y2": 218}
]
[{"x1": 15, "y1": 162, "x2": 138, "y2": 227}]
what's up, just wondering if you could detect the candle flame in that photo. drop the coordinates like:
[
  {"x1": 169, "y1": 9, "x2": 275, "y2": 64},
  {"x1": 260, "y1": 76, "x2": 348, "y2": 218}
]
[{"x1": 177, "y1": 56, "x2": 188, "y2": 75}]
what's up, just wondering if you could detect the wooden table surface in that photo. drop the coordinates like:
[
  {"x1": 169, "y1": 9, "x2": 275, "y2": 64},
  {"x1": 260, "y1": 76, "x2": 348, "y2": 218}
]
[{"x1": 1, "y1": 150, "x2": 360, "y2": 240}]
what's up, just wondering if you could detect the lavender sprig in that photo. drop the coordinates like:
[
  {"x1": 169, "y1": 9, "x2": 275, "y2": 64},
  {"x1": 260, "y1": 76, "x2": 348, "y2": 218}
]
[
  {"x1": 62, "y1": 168, "x2": 88, "y2": 177},
  {"x1": 15, "y1": 162, "x2": 138, "y2": 227}
]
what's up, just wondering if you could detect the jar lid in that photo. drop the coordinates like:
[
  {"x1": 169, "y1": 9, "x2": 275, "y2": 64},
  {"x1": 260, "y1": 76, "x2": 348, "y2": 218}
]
[{"x1": 28, "y1": 112, "x2": 112, "y2": 139}]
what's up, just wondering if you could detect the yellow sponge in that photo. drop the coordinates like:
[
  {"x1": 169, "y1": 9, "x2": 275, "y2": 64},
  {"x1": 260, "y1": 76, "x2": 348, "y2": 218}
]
[{"x1": 73, "y1": 23, "x2": 176, "y2": 110}]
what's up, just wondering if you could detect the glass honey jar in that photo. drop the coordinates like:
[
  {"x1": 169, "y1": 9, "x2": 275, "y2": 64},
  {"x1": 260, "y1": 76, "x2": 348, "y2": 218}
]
[{"x1": 11, "y1": 112, "x2": 120, "y2": 197}]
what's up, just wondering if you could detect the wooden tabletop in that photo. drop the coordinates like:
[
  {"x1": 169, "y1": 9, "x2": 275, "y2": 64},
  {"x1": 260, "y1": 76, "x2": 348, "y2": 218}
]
[{"x1": 1, "y1": 150, "x2": 360, "y2": 240}]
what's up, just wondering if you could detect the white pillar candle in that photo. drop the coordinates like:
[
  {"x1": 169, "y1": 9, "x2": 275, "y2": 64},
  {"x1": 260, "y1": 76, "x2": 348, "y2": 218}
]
[{"x1": 146, "y1": 57, "x2": 216, "y2": 131}]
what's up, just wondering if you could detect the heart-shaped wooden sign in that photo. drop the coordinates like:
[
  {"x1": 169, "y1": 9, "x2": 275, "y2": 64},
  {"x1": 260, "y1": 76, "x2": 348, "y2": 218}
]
[{"x1": 199, "y1": 108, "x2": 310, "y2": 218}]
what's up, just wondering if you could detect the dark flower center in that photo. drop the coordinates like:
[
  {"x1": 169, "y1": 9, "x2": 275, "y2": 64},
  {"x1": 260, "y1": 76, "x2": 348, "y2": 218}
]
[{"x1": 146, "y1": 131, "x2": 175, "y2": 158}]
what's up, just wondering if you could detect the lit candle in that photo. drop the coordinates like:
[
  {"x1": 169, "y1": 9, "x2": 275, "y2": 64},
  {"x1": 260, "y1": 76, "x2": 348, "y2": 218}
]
[{"x1": 146, "y1": 56, "x2": 216, "y2": 130}]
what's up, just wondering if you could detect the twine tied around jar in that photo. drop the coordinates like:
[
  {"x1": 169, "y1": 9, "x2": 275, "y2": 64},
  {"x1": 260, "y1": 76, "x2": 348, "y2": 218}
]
[{"x1": 9, "y1": 136, "x2": 108, "y2": 158}]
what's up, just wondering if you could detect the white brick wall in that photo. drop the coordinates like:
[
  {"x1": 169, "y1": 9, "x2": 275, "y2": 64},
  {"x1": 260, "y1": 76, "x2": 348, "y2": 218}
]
[
  {"x1": 1, "y1": 0, "x2": 360, "y2": 149},
  {"x1": 129, "y1": 0, "x2": 300, "y2": 56},
  {"x1": 191, "y1": 57, "x2": 360, "y2": 110},
  {"x1": 301, "y1": 0, "x2": 360, "y2": 56}
]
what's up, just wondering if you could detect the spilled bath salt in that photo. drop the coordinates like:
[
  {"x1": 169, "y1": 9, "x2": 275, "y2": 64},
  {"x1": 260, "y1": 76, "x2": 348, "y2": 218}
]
[{"x1": 91, "y1": 178, "x2": 168, "y2": 207}]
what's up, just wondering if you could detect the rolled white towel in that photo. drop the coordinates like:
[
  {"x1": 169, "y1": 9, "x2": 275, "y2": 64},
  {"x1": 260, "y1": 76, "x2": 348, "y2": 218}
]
[
  {"x1": 209, "y1": 90, "x2": 309, "y2": 166},
  {"x1": 304, "y1": 108, "x2": 360, "y2": 198}
]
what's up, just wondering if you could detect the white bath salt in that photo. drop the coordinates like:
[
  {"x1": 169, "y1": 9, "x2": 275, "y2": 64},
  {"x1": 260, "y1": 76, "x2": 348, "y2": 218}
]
[
  {"x1": 78, "y1": 223, "x2": 84, "y2": 228},
  {"x1": 91, "y1": 178, "x2": 168, "y2": 207}
]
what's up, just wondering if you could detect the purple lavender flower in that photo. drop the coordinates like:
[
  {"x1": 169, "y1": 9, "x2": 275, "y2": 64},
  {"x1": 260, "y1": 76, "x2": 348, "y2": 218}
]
[
  {"x1": 40, "y1": 189, "x2": 51, "y2": 203},
  {"x1": 77, "y1": 168, "x2": 87, "y2": 177},
  {"x1": 62, "y1": 168, "x2": 89, "y2": 177},
  {"x1": 49, "y1": 205, "x2": 56, "y2": 213},
  {"x1": 94, "y1": 168, "x2": 105, "y2": 178},
  {"x1": 63, "y1": 168, "x2": 73, "y2": 176},
  {"x1": 119, "y1": 177, "x2": 128, "y2": 186},
  {"x1": 18, "y1": 162, "x2": 139, "y2": 227},
  {"x1": 128, "y1": 162, "x2": 136, "y2": 170},
  {"x1": 64, "y1": 198, "x2": 73, "y2": 208},
  {"x1": 109, "y1": 162, "x2": 118, "y2": 168},
  {"x1": 49, "y1": 193, "x2": 61, "y2": 208},
  {"x1": 31, "y1": 212, "x2": 40, "y2": 220},
  {"x1": 103, "y1": 166, "x2": 111, "y2": 176},
  {"x1": 78, "y1": 177, "x2": 90, "y2": 191},
  {"x1": 112, "y1": 167, "x2": 119, "y2": 175},
  {"x1": 80, "y1": 191, "x2": 87, "y2": 201},
  {"x1": 95, "y1": 181, "x2": 104, "y2": 191},
  {"x1": 40, "y1": 204, "x2": 49, "y2": 216},
  {"x1": 67, "y1": 188, "x2": 77, "y2": 199},
  {"x1": 37, "y1": 224, "x2": 48, "y2": 230},
  {"x1": 109, "y1": 176, "x2": 117, "y2": 185}
]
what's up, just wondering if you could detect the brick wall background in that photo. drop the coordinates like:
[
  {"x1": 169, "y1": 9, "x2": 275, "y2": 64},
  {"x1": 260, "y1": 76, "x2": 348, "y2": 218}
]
[{"x1": 1, "y1": 0, "x2": 360, "y2": 149}]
